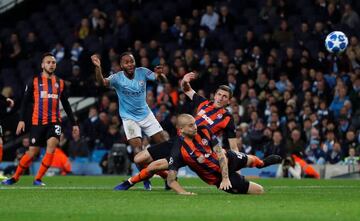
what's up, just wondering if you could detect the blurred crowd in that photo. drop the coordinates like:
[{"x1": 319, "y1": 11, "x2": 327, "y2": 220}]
[{"x1": 0, "y1": 0, "x2": 360, "y2": 168}]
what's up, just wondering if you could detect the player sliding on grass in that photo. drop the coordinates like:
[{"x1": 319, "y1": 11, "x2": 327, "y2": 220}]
[
  {"x1": 91, "y1": 52, "x2": 169, "y2": 190},
  {"x1": 167, "y1": 114, "x2": 264, "y2": 195},
  {"x1": 114, "y1": 73, "x2": 281, "y2": 190},
  {"x1": 133, "y1": 73, "x2": 240, "y2": 169},
  {"x1": 2, "y1": 53, "x2": 79, "y2": 186}
]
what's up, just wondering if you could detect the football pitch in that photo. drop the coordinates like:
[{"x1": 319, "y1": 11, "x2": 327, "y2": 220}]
[{"x1": 0, "y1": 176, "x2": 359, "y2": 221}]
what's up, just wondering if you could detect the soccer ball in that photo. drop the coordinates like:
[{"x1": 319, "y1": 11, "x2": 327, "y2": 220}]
[{"x1": 325, "y1": 31, "x2": 348, "y2": 53}]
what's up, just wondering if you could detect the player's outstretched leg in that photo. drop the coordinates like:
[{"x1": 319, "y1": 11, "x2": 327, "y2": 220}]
[
  {"x1": 114, "y1": 159, "x2": 169, "y2": 191},
  {"x1": 247, "y1": 155, "x2": 264, "y2": 168},
  {"x1": 257, "y1": 155, "x2": 282, "y2": 168},
  {"x1": 246, "y1": 154, "x2": 282, "y2": 168},
  {"x1": 134, "y1": 148, "x2": 169, "y2": 189},
  {"x1": 128, "y1": 137, "x2": 153, "y2": 190}
]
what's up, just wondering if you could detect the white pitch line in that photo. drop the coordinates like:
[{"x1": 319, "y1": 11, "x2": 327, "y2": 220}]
[{"x1": 0, "y1": 185, "x2": 359, "y2": 190}]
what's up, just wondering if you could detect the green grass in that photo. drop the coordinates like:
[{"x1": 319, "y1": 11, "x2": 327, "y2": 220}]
[{"x1": 1, "y1": 176, "x2": 359, "y2": 221}]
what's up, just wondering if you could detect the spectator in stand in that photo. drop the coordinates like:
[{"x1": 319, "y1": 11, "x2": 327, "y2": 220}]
[
  {"x1": 51, "y1": 42, "x2": 65, "y2": 63},
  {"x1": 196, "y1": 27, "x2": 215, "y2": 51},
  {"x1": 82, "y1": 106, "x2": 102, "y2": 148},
  {"x1": 305, "y1": 139, "x2": 326, "y2": 165},
  {"x1": 322, "y1": 130, "x2": 336, "y2": 153},
  {"x1": 325, "y1": 3, "x2": 341, "y2": 27},
  {"x1": 170, "y1": 16, "x2": 182, "y2": 38},
  {"x1": 157, "y1": 21, "x2": 173, "y2": 44},
  {"x1": 264, "y1": 130, "x2": 287, "y2": 158},
  {"x1": 67, "y1": 65, "x2": 86, "y2": 96},
  {"x1": 70, "y1": 42, "x2": 84, "y2": 64},
  {"x1": 343, "y1": 147, "x2": 359, "y2": 165},
  {"x1": 326, "y1": 141, "x2": 343, "y2": 164},
  {"x1": 329, "y1": 84, "x2": 349, "y2": 118},
  {"x1": 286, "y1": 128, "x2": 305, "y2": 156},
  {"x1": 7, "y1": 33, "x2": 22, "y2": 67},
  {"x1": 78, "y1": 18, "x2": 90, "y2": 40},
  {"x1": 89, "y1": 8, "x2": 107, "y2": 30},
  {"x1": 200, "y1": 5, "x2": 219, "y2": 31},
  {"x1": 68, "y1": 128, "x2": 90, "y2": 160},
  {"x1": 341, "y1": 3, "x2": 360, "y2": 30},
  {"x1": 103, "y1": 124, "x2": 124, "y2": 149},
  {"x1": 259, "y1": 0, "x2": 277, "y2": 22},
  {"x1": 24, "y1": 32, "x2": 41, "y2": 58},
  {"x1": 218, "y1": 5, "x2": 235, "y2": 32},
  {"x1": 99, "y1": 94, "x2": 111, "y2": 113},
  {"x1": 272, "y1": 20, "x2": 293, "y2": 47},
  {"x1": 342, "y1": 130, "x2": 359, "y2": 157}
]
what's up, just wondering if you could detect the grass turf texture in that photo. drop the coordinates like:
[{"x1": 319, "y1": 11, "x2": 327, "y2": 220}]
[{"x1": 0, "y1": 176, "x2": 359, "y2": 221}]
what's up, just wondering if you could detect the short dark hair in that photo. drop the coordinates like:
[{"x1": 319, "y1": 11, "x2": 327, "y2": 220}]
[
  {"x1": 215, "y1": 85, "x2": 233, "y2": 98},
  {"x1": 119, "y1": 52, "x2": 134, "y2": 61},
  {"x1": 41, "y1": 52, "x2": 55, "y2": 62}
]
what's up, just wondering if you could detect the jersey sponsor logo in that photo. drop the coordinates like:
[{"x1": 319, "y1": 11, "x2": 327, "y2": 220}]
[
  {"x1": 40, "y1": 91, "x2": 59, "y2": 99},
  {"x1": 198, "y1": 109, "x2": 206, "y2": 115},
  {"x1": 197, "y1": 110, "x2": 214, "y2": 125},
  {"x1": 120, "y1": 88, "x2": 145, "y2": 97}
]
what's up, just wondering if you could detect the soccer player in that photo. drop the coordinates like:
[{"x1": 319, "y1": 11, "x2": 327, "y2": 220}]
[
  {"x1": 181, "y1": 72, "x2": 238, "y2": 151},
  {"x1": 2, "y1": 53, "x2": 79, "y2": 186},
  {"x1": 91, "y1": 52, "x2": 168, "y2": 189},
  {"x1": 129, "y1": 75, "x2": 244, "y2": 170},
  {"x1": 0, "y1": 95, "x2": 14, "y2": 180},
  {"x1": 114, "y1": 74, "x2": 280, "y2": 190},
  {"x1": 167, "y1": 114, "x2": 264, "y2": 195}
]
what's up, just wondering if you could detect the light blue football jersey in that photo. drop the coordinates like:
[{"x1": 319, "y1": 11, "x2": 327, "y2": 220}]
[{"x1": 107, "y1": 67, "x2": 156, "y2": 121}]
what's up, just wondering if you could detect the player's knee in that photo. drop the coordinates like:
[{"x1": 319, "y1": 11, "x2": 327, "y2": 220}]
[
  {"x1": 134, "y1": 151, "x2": 149, "y2": 164},
  {"x1": 248, "y1": 182, "x2": 265, "y2": 195},
  {"x1": 256, "y1": 185, "x2": 265, "y2": 194},
  {"x1": 133, "y1": 153, "x2": 143, "y2": 164}
]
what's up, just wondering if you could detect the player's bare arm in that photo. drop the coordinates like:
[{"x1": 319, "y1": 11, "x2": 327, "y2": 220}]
[
  {"x1": 214, "y1": 145, "x2": 232, "y2": 190},
  {"x1": 181, "y1": 72, "x2": 196, "y2": 100},
  {"x1": 154, "y1": 65, "x2": 168, "y2": 83},
  {"x1": 91, "y1": 54, "x2": 110, "y2": 87},
  {"x1": 167, "y1": 170, "x2": 196, "y2": 195}
]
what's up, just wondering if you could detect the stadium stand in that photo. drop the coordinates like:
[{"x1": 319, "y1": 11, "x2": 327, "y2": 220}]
[{"x1": 0, "y1": 0, "x2": 360, "y2": 176}]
